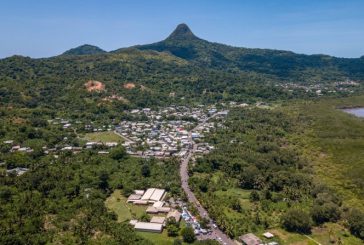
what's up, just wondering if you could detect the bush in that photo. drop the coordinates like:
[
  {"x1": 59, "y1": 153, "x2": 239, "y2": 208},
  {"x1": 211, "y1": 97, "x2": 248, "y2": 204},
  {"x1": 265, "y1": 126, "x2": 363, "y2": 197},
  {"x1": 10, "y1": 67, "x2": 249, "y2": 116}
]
[
  {"x1": 109, "y1": 146, "x2": 126, "y2": 160},
  {"x1": 311, "y1": 202, "x2": 341, "y2": 224},
  {"x1": 181, "y1": 226, "x2": 196, "y2": 243},
  {"x1": 347, "y1": 209, "x2": 364, "y2": 240},
  {"x1": 166, "y1": 217, "x2": 180, "y2": 237},
  {"x1": 249, "y1": 190, "x2": 260, "y2": 202},
  {"x1": 282, "y1": 208, "x2": 312, "y2": 234}
]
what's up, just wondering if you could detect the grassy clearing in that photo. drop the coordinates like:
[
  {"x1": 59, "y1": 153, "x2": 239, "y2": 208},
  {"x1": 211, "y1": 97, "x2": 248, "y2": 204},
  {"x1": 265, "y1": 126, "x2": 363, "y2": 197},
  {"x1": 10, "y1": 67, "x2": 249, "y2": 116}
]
[
  {"x1": 269, "y1": 223, "x2": 363, "y2": 245},
  {"x1": 138, "y1": 221, "x2": 188, "y2": 245},
  {"x1": 137, "y1": 231, "x2": 178, "y2": 245},
  {"x1": 83, "y1": 131, "x2": 124, "y2": 143},
  {"x1": 215, "y1": 188, "x2": 252, "y2": 210},
  {"x1": 105, "y1": 190, "x2": 146, "y2": 222}
]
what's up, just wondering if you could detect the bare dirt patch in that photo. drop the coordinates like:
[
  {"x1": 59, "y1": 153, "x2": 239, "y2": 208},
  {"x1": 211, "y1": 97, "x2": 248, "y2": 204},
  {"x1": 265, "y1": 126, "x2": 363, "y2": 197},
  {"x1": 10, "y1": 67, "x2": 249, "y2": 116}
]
[{"x1": 85, "y1": 80, "x2": 105, "y2": 92}]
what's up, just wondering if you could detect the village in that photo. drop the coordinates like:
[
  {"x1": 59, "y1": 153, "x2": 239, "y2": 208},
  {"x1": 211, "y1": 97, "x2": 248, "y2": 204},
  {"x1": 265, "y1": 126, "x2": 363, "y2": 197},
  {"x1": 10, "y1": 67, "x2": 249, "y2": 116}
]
[
  {"x1": 115, "y1": 106, "x2": 227, "y2": 158},
  {"x1": 1, "y1": 105, "x2": 281, "y2": 245},
  {"x1": 278, "y1": 79, "x2": 360, "y2": 96}
]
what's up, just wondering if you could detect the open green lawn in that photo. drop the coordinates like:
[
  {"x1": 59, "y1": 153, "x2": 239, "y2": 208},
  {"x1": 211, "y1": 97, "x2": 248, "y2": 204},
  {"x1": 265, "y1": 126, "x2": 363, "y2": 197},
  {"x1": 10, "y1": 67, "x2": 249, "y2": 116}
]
[
  {"x1": 105, "y1": 190, "x2": 146, "y2": 222},
  {"x1": 137, "y1": 231, "x2": 179, "y2": 245},
  {"x1": 83, "y1": 131, "x2": 124, "y2": 143},
  {"x1": 138, "y1": 221, "x2": 189, "y2": 245}
]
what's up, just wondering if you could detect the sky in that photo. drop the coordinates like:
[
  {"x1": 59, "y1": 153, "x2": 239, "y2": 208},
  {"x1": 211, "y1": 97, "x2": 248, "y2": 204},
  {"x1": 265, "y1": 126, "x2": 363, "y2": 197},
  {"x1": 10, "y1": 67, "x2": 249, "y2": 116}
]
[{"x1": 0, "y1": 0, "x2": 363, "y2": 58}]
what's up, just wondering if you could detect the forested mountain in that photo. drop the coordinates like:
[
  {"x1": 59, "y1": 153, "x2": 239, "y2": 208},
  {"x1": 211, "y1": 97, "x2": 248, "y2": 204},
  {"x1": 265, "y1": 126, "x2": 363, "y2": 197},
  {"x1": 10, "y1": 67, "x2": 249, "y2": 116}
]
[
  {"x1": 1, "y1": 23, "x2": 364, "y2": 112},
  {"x1": 135, "y1": 24, "x2": 364, "y2": 82}
]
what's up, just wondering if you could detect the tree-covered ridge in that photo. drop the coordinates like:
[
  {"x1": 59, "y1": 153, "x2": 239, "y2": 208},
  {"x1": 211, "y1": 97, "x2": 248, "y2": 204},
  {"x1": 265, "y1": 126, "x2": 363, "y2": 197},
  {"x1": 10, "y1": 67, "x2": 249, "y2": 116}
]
[
  {"x1": 1, "y1": 47, "x2": 305, "y2": 115},
  {"x1": 62, "y1": 44, "x2": 106, "y2": 56}
]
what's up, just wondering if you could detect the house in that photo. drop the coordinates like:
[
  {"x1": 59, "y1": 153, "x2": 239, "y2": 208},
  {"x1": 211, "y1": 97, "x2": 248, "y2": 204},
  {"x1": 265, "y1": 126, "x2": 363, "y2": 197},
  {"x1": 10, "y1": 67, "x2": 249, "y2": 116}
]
[
  {"x1": 127, "y1": 194, "x2": 142, "y2": 203},
  {"x1": 150, "y1": 216, "x2": 166, "y2": 225},
  {"x1": 6, "y1": 167, "x2": 29, "y2": 176},
  {"x1": 146, "y1": 206, "x2": 171, "y2": 214},
  {"x1": 105, "y1": 142, "x2": 118, "y2": 147},
  {"x1": 134, "y1": 222, "x2": 163, "y2": 233},
  {"x1": 239, "y1": 233, "x2": 263, "y2": 245},
  {"x1": 152, "y1": 201, "x2": 165, "y2": 208},
  {"x1": 167, "y1": 210, "x2": 181, "y2": 222},
  {"x1": 141, "y1": 188, "x2": 166, "y2": 203}
]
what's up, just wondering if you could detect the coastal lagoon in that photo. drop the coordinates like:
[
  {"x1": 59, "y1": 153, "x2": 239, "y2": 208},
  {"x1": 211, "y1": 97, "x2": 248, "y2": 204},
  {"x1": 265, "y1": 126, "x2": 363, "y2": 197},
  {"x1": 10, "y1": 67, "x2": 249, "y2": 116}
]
[{"x1": 342, "y1": 108, "x2": 364, "y2": 117}]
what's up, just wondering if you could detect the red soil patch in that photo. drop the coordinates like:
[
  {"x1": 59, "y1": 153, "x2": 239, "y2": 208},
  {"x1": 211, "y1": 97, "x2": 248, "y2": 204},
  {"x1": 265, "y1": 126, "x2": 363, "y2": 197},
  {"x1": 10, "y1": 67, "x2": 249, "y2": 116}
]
[
  {"x1": 85, "y1": 80, "x2": 105, "y2": 92},
  {"x1": 123, "y1": 83, "x2": 136, "y2": 89}
]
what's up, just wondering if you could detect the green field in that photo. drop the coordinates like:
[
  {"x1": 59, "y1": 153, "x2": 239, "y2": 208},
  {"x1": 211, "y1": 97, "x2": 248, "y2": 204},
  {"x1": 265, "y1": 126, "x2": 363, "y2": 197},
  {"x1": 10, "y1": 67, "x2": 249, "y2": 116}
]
[
  {"x1": 269, "y1": 223, "x2": 363, "y2": 245},
  {"x1": 83, "y1": 131, "x2": 124, "y2": 143},
  {"x1": 105, "y1": 190, "x2": 146, "y2": 222},
  {"x1": 137, "y1": 231, "x2": 180, "y2": 245}
]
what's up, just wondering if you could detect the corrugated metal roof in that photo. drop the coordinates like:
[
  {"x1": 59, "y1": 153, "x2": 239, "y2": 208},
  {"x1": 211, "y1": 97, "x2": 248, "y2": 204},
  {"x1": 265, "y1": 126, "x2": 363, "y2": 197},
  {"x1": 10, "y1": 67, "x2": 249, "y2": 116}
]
[{"x1": 134, "y1": 222, "x2": 163, "y2": 231}]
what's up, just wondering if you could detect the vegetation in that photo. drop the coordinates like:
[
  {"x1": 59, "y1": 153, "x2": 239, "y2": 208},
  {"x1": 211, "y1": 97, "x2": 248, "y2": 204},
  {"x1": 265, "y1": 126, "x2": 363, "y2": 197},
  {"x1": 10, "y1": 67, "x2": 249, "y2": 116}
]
[
  {"x1": 281, "y1": 209, "x2": 312, "y2": 234},
  {"x1": 0, "y1": 23, "x2": 363, "y2": 243},
  {"x1": 189, "y1": 103, "x2": 364, "y2": 242},
  {"x1": 83, "y1": 131, "x2": 124, "y2": 143},
  {"x1": 181, "y1": 226, "x2": 196, "y2": 243}
]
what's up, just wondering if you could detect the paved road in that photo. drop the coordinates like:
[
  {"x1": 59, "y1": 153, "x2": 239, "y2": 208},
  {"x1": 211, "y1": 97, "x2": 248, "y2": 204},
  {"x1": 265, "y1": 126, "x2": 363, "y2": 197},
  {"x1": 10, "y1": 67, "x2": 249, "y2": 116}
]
[{"x1": 180, "y1": 112, "x2": 234, "y2": 245}]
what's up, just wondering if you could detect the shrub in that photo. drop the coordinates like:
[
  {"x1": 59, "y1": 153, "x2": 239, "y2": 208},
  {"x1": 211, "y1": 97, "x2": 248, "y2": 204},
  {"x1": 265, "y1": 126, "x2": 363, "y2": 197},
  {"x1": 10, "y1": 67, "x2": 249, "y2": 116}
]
[
  {"x1": 181, "y1": 226, "x2": 196, "y2": 243},
  {"x1": 282, "y1": 208, "x2": 312, "y2": 234}
]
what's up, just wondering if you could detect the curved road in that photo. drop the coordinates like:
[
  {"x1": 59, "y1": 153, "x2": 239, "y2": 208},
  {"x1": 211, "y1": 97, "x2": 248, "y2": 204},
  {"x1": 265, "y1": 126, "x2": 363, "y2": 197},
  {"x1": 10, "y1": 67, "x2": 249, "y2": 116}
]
[{"x1": 180, "y1": 112, "x2": 234, "y2": 245}]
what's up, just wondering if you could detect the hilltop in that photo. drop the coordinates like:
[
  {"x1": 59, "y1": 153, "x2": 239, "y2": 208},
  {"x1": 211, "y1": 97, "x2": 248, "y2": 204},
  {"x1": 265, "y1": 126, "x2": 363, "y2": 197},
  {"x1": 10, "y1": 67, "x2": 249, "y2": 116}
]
[{"x1": 62, "y1": 44, "x2": 106, "y2": 56}]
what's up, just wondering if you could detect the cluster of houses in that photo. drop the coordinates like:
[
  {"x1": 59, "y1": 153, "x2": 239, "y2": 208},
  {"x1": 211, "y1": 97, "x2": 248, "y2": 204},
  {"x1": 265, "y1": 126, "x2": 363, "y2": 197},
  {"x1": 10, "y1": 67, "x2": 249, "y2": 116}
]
[
  {"x1": 278, "y1": 79, "x2": 360, "y2": 95},
  {"x1": 127, "y1": 188, "x2": 182, "y2": 233},
  {"x1": 48, "y1": 117, "x2": 115, "y2": 132},
  {"x1": 3, "y1": 140, "x2": 34, "y2": 153},
  {"x1": 116, "y1": 106, "x2": 224, "y2": 158}
]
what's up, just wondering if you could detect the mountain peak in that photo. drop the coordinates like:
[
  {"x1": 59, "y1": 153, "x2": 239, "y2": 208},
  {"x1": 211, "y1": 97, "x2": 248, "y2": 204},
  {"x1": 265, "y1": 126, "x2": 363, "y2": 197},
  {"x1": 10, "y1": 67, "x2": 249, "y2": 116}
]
[{"x1": 166, "y1": 23, "x2": 198, "y2": 40}]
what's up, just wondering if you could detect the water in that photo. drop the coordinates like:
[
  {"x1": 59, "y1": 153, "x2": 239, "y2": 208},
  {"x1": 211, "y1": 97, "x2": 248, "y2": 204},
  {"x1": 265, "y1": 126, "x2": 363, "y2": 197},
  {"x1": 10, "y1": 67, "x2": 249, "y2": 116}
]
[{"x1": 343, "y1": 108, "x2": 364, "y2": 118}]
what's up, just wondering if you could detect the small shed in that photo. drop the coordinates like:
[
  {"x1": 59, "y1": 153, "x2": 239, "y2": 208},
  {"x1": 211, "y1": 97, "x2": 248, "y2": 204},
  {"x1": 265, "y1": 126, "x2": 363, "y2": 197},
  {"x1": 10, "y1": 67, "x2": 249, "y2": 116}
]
[
  {"x1": 239, "y1": 233, "x2": 262, "y2": 245},
  {"x1": 263, "y1": 232, "x2": 274, "y2": 239}
]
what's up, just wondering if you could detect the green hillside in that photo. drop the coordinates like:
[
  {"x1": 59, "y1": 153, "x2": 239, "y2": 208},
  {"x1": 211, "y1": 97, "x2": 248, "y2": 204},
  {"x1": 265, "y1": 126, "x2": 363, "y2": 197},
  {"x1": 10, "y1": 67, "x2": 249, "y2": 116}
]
[{"x1": 62, "y1": 44, "x2": 106, "y2": 56}]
